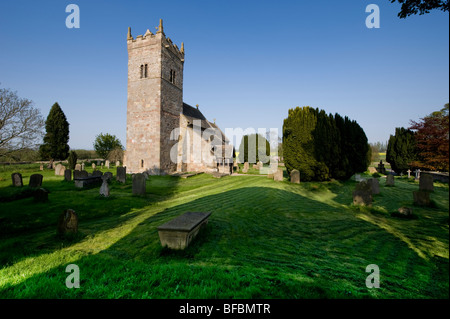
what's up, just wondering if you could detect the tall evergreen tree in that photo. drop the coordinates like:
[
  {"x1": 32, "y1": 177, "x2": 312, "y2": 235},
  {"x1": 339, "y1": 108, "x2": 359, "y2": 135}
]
[
  {"x1": 386, "y1": 127, "x2": 417, "y2": 174},
  {"x1": 238, "y1": 133, "x2": 270, "y2": 163},
  {"x1": 39, "y1": 103, "x2": 70, "y2": 160}
]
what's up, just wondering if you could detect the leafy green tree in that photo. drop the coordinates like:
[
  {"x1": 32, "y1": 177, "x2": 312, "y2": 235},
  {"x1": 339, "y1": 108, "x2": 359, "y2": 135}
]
[
  {"x1": 390, "y1": 0, "x2": 449, "y2": 18},
  {"x1": 93, "y1": 133, "x2": 123, "y2": 159},
  {"x1": 386, "y1": 127, "x2": 418, "y2": 174},
  {"x1": 238, "y1": 134, "x2": 270, "y2": 163},
  {"x1": 39, "y1": 103, "x2": 70, "y2": 160},
  {"x1": 67, "y1": 150, "x2": 78, "y2": 170}
]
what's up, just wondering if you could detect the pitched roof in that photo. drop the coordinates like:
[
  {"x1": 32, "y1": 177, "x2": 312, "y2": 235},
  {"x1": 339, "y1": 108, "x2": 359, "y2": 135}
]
[{"x1": 182, "y1": 103, "x2": 206, "y2": 120}]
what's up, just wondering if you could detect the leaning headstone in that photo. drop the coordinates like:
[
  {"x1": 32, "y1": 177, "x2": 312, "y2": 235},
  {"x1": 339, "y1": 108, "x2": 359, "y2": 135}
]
[
  {"x1": 57, "y1": 209, "x2": 78, "y2": 236},
  {"x1": 132, "y1": 173, "x2": 146, "y2": 195},
  {"x1": 64, "y1": 169, "x2": 72, "y2": 181},
  {"x1": 55, "y1": 164, "x2": 63, "y2": 176},
  {"x1": 99, "y1": 180, "x2": 110, "y2": 197},
  {"x1": 29, "y1": 174, "x2": 43, "y2": 188},
  {"x1": 11, "y1": 173, "x2": 23, "y2": 187},
  {"x1": 419, "y1": 174, "x2": 434, "y2": 192},
  {"x1": 33, "y1": 188, "x2": 49, "y2": 203},
  {"x1": 105, "y1": 160, "x2": 110, "y2": 169},
  {"x1": 290, "y1": 169, "x2": 300, "y2": 184},
  {"x1": 413, "y1": 191, "x2": 431, "y2": 207},
  {"x1": 367, "y1": 178, "x2": 380, "y2": 195},
  {"x1": 353, "y1": 180, "x2": 373, "y2": 206},
  {"x1": 75, "y1": 164, "x2": 81, "y2": 171},
  {"x1": 242, "y1": 162, "x2": 249, "y2": 173},
  {"x1": 273, "y1": 168, "x2": 283, "y2": 181},
  {"x1": 386, "y1": 174, "x2": 395, "y2": 187},
  {"x1": 116, "y1": 167, "x2": 126, "y2": 183}
]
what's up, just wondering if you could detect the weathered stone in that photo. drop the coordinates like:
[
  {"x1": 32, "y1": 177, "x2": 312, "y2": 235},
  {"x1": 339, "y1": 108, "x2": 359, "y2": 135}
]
[
  {"x1": 39, "y1": 165, "x2": 44, "y2": 171},
  {"x1": 102, "y1": 172, "x2": 113, "y2": 182},
  {"x1": 377, "y1": 160, "x2": 386, "y2": 174},
  {"x1": 29, "y1": 174, "x2": 43, "y2": 188},
  {"x1": 115, "y1": 161, "x2": 120, "y2": 167},
  {"x1": 367, "y1": 178, "x2": 380, "y2": 195},
  {"x1": 81, "y1": 163, "x2": 85, "y2": 171},
  {"x1": 398, "y1": 206, "x2": 413, "y2": 217},
  {"x1": 73, "y1": 170, "x2": 89, "y2": 179},
  {"x1": 132, "y1": 173, "x2": 146, "y2": 195},
  {"x1": 386, "y1": 174, "x2": 395, "y2": 186},
  {"x1": 47, "y1": 160, "x2": 54, "y2": 169},
  {"x1": 290, "y1": 169, "x2": 300, "y2": 184},
  {"x1": 33, "y1": 188, "x2": 49, "y2": 203},
  {"x1": 273, "y1": 168, "x2": 283, "y2": 181},
  {"x1": 252, "y1": 164, "x2": 258, "y2": 169},
  {"x1": 105, "y1": 160, "x2": 110, "y2": 169},
  {"x1": 74, "y1": 176, "x2": 102, "y2": 188},
  {"x1": 368, "y1": 167, "x2": 377, "y2": 174},
  {"x1": 11, "y1": 173, "x2": 23, "y2": 187},
  {"x1": 99, "y1": 180, "x2": 110, "y2": 197},
  {"x1": 267, "y1": 173, "x2": 274, "y2": 179},
  {"x1": 242, "y1": 162, "x2": 249, "y2": 173},
  {"x1": 352, "y1": 190, "x2": 372, "y2": 206},
  {"x1": 59, "y1": 166, "x2": 66, "y2": 176},
  {"x1": 413, "y1": 191, "x2": 431, "y2": 206},
  {"x1": 419, "y1": 174, "x2": 434, "y2": 192},
  {"x1": 55, "y1": 164, "x2": 63, "y2": 176},
  {"x1": 75, "y1": 164, "x2": 81, "y2": 171},
  {"x1": 92, "y1": 170, "x2": 103, "y2": 177},
  {"x1": 92, "y1": 163, "x2": 96, "y2": 170},
  {"x1": 57, "y1": 209, "x2": 78, "y2": 235},
  {"x1": 157, "y1": 212, "x2": 211, "y2": 250},
  {"x1": 97, "y1": 161, "x2": 101, "y2": 166},
  {"x1": 116, "y1": 166, "x2": 126, "y2": 183},
  {"x1": 64, "y1": 169, "x2": 72, "y2": 181}
]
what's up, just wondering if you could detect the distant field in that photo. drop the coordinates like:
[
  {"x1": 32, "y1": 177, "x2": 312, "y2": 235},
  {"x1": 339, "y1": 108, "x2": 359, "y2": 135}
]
[{"x1": 0, "y1": 164, "x2": 448, "y2": 298}]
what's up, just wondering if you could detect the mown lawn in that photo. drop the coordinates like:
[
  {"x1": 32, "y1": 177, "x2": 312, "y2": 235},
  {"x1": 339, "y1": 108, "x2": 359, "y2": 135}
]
[{"x1": 0, "y1": 164, "x2": 448, "y2": 299}]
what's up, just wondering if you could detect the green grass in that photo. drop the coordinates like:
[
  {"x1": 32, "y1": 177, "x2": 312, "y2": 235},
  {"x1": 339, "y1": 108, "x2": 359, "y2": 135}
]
[{"x1": 0, "y1": 165, "x2": 448, "y2": 299}]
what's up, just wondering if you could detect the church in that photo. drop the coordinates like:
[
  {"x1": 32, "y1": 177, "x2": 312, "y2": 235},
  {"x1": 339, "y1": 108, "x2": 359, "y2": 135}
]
[{"x1": 124, "y1": 20, "x2": 233, "y2": 175}]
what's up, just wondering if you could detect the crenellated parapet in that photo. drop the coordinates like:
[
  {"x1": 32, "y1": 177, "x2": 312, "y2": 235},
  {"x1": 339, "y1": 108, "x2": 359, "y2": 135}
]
[{"x1": 127, "y1": 19, "x2": 184, "y2": 61}]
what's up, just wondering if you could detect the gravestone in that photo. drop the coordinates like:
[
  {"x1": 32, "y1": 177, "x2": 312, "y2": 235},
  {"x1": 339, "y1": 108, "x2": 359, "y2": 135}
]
[
  {"x1": 267, "y1": 173, "x2": 274, "y2": 179},
  {"x1": 413, "y1": 191, "x2": 431, "y2": 207},
  {"x1": 242, "y1": 162, "x2": 249, "y2": 173},
  {"x1": 97, "y1": 160, "x2": 101, "y2": 166},
  {"x1": 368, "y1": 167, "x2": 377, "y2": 174},
  {"x1": 101, "y1": 163, "x2": 104, "y2": 170},
  {"x1": 39, "y1": 165, "x2": 44, "y2": 171},
  {"x1": 269, "y1": 163, "x2": 278, "y2": 174},
  {"x1": 92, "y1": 170, "x2": 103, "y2": 177},
  {"x1": 92, "y1": 163, "x2": 96, "y2": 170},
  {"x1": 64, "y1": 169, "x2": 72, "y2": 181},
  {"x1": 29, "y1": 174, "x2": 43, "y2": 188},
  {"x1": 273, "y1": 168, "x2": 283, "y2": 181},
  {"x1": 290, "y1": 169, "x2": 300, "y2": 184},
  {"x1": 81, "y1": 163, "x2": 85, "y2": 171},
  {"x1": 116, "y1": 161, "x2": 120, "y2": 167},
  {"x1": 353, "y1": 180, "x2": 373, "y2": 206},
  {"x1": 103, "y1": 172, "x2": 113, "y2": 182},
  {"x1": 398, "y1": 206, "x2": 413, "y2": 217},
  {"x1": 132, "y1": 173, "x2": 146, "y2": 195},
  {"x1": 414, "y1": 169, "x2": 421, "y2": 181},
  {"x1": 73, "y1": 170, "x2": 89, "y2": 179},
  {"x1": 34, "y1": 188, "x2": 49, "y2": 203},
  {"x1": 386, "y1": 174, "x2": 395, "y2": 186},
  {"x1": 105, "y1": 160, "x2": 110, "y2": 169},
  {"x1": 367, "y1": 178, "x2": 380, "y2": 195},
  {"x1": 99, "y1": 179, "x2": 110, "y2": 197},
  {"x1": 252, "y1": 164, "x2": 258, "y2": 169},
  {"x1": 59, "y1": 166, "x2": 66, "y2": 176},
  {"x1": 116, "y1": 167, "x2": 126, "y2": 183},
  {"x1": 354, "y1": 174, "x2": 362, "y2": 182},
  {"x1": 377, "y1": 160, "x2": 386, "y2": 174},
  {"x1": 57, "y1": 209, "x2": 78, "y2": 236},
  {"x1": 75, "y1": 164, "x2": 81, "y2": 171},
  {"x1": 419, "y1": 174, "x2": 434, "y2": 192},
  {"x1": 11, "y1": 173, "x2": 23, "y2": 187},
  {"x1": 55, "y1": 164, "x2": 63, "y2": 176},
  {"x1": 47, "y1": 160, "x2": 54, "y2": 169},
  {"x1": 407, "y1": 169, "x2": 411, "y2": 178}
]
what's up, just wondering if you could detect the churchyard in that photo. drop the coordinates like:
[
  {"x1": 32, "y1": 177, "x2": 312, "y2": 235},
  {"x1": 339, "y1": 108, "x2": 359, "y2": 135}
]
[{"x1": 0, "y1": 163, "x2": 448, "y2": 298}]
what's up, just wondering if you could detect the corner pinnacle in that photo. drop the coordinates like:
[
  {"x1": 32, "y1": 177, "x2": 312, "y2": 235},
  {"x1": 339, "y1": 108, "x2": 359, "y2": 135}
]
[
  {"x1": 127, "y1": 27, "x2": 132, "y2": 40},
  {"x1": 157, "y1": 19, "x2": 164, "y2": 34}
]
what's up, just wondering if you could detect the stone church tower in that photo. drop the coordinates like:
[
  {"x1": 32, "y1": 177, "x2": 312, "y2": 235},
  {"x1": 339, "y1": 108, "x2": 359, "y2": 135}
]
[{"x1": 125, "y1": 19, "x2": 185, "y2": 174}]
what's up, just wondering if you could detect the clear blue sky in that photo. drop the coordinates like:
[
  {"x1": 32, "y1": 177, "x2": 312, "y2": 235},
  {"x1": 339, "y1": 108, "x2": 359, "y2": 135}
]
[{"x1": 0, "y1": 0, "x2": 448, "y2": 150}]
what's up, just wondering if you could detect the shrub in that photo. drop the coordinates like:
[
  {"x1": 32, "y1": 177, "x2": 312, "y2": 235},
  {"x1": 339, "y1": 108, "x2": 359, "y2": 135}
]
[{"x1": 67, "y1": 150, "x2": 78, "y2": 170}]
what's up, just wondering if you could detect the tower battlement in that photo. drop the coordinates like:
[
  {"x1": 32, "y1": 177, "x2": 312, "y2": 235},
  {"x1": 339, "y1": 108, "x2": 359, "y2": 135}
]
[{"x1": 127, "y1": 19, "x2": 184, "y2": 60}]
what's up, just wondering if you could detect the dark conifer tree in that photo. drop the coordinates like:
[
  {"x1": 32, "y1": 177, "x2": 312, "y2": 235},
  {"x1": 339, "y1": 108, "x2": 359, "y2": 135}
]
[{"x1": 39, "y1": 103, "x2": 70, "y2": 160}]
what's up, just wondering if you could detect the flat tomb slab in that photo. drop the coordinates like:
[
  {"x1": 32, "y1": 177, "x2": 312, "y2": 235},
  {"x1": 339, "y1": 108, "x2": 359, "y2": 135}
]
[
  {"x1": 74, "y1": 176, "x2": 102, "y2": 188},
  {"x1": 157, "y1": 212, "x2": 211, "y2": 250}
]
